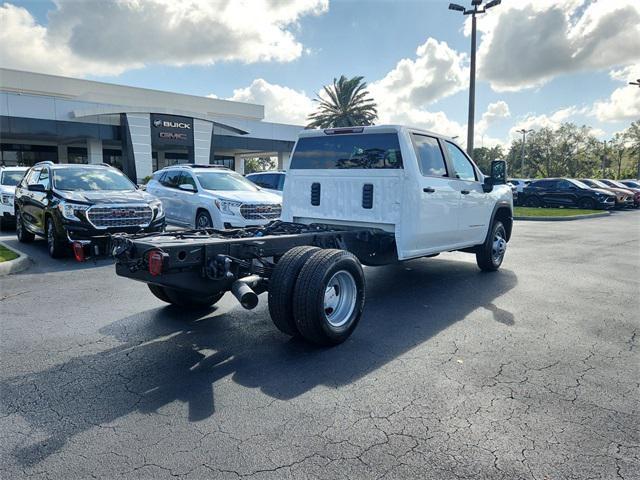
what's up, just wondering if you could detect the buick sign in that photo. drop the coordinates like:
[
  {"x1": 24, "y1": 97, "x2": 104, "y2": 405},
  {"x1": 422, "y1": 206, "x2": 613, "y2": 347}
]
[{"x1": 150, "y1": 114, "x2": 194, "y2": 148}]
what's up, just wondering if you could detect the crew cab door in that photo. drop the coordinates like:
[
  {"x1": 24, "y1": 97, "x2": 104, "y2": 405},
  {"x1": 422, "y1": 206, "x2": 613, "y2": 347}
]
[
  {"x1": 400, "y1": 133, "x2": 460, "y2": 256},
  {"x1": 442, "y1": 141, "x2": 494, "y2": 246}
]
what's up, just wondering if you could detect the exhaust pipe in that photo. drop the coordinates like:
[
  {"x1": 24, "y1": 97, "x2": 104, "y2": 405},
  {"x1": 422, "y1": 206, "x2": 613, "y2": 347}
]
[{"x1": 231, "y1": 275, "x2": 262, "y2": 309}]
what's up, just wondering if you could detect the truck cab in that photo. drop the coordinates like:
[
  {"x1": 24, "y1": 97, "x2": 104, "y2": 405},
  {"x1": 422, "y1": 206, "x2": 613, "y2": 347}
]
[{"x1": 281, "y1": 125, "x2": 513, "y2": 260}]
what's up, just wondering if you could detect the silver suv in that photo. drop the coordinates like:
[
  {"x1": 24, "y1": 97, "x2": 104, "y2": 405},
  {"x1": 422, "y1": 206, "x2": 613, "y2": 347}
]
[{"x1": 146, "y1": 165, "x2": 282, "y2": 229}]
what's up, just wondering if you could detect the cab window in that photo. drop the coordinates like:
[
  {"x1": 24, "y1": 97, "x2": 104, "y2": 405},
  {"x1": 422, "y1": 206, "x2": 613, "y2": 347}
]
[
  {"x1": 411, "y1": 134, "x2": 447, "y2": 177},
  {"x1": 445, "y1": 142, "x2": 477, "y2": 181},
  {"x1": 179, "y1": 172, "x2": 197, "y2": 189}
]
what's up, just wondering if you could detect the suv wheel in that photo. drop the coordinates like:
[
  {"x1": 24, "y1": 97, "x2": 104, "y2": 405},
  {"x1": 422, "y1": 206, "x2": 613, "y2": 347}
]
[
  {"x1": 46, "y1": 217, "x2": 67, "y2": 258},
  {"x1": 578, "y1": 197, "x2": 596, "y2": 210},
  {"x1": 16, "y1": 210, "x2": 35, "y2": 243},
  {"x1": 195, "y1": 210, "x2": 213, "y2": 229},
  {"x1": 526, "y1": 196, "x2": 541, "y2": 208},
  {"x1": 476, "y1": 220, "x2": 507, "y2": 272}
]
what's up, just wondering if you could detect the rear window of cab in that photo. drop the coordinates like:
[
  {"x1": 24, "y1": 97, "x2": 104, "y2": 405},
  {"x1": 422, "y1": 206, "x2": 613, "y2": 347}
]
[{"x1": 290, "y1": 133, "x2": 403, "y2": 169}]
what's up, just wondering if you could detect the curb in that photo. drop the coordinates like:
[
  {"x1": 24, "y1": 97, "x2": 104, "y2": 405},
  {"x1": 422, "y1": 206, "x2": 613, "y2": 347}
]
[
  {"x1": 0, "y1": 242, "x2": 32, "y2": 276},
  {"x1": 514, "y1": 212, "x2": 611, "y2": 221}
]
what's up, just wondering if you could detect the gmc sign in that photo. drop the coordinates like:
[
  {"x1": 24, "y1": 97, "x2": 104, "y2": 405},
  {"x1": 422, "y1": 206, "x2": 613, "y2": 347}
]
[{"x1": 150, "y1": 114, "x2": 194, "y2": 148}]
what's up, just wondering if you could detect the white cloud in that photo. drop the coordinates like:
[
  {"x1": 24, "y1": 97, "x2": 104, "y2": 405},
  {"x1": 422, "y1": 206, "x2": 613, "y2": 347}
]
[
  {"x1": 225, "y1": 79, "x2": 314, "y2": 125},
  {"x1": 591, "y1": 65, "x2": 640, "y2": 123},
  {"x1": 508, "y1": 106, "x2": 593, "y2": 138},
  {"x1": 476, "y1": 0, "x2": 640, "y2": 91},
  {"x1": 369, "y1": 38, "x2": 467, "y2": 108},
  {"x1": 0, "y1": 0, "x2": 328, "y2": 77},
  {"x1": 477, "y1": 100, "x2": 510, "y2": 135}
]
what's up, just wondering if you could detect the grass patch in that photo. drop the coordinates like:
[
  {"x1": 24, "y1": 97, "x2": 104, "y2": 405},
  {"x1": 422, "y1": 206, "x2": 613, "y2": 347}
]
[
  {"x1": 0, "y1": 244, "x2": 19, "y2": 262},
  {"x1": 515, "y1": 207, "x2": 603, "y2": 217}
]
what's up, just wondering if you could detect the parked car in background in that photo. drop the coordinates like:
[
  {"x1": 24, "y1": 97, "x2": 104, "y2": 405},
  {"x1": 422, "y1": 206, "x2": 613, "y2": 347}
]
[
  {"x1": 620, "y1": 180, "x2": 640, "y2": 189},
  {"x1": 14, "y1": 162, "x2": 165, "y2": 258},
  {"x1": 245, "y1": 171, "x2": 286, "y2": 197},
  {"x1": 0, "y1": 166, "x2": 28, "y2": 230},
  {"x1": 506, "y1": 181, "x2": 518, "y2": 204},
  {"x1": 508, "y1": 178, "x2": 531, "y2": 193},
  {"x1": 597, "y1": 179, "x2": 640, "y2": 208},
  {"x1": 522, "y1": 178, "x2": 615, "y2": 210},
  {"x1": 146, "y1": 165, "x2": 282, "y2": 229},
  {"x1": 579, "y1": 179, "x2": 635, "y2": 209}
]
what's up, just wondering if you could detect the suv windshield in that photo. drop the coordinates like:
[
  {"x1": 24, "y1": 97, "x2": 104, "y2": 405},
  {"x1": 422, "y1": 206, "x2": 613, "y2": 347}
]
[
  {"x1": 1, "y1": 171, "x2": 26, "y2": 186},
  {"x1": 569, "y1": 179, "x2": 591, "y2": 189},
  {"x1": 196, "y1": 171, "x2": 259, "y2": 192},
  {"x1": 53, "y1": 168, "x2": 136, "y2": 191}
]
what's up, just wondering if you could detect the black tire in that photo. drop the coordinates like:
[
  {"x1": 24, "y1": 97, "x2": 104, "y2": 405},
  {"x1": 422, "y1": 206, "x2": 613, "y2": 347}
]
[
  {"x1": 578, "y1": 197, "x2": 596, "y2": 210},
  {"x1": 15, "y1": 209, "x2": 34, "y2": 243},
  {"x1": 46, "y1": 216, "x2": 67, "y2": 258},
  {"x1": 148, "y1": 284, "x2": 224, "y2": 309},
  {"x1": 525, "y1": 196, "x2": 541, "y2": 207},
  {"x1": 476, "y1": 220, "x2": 507, "y2": 272},
  {"x1": 195, "y1": 210, "x2": 213, "y2": 229},
  {"x1": 293, "y1": 249, "x2": 365, "y2": 346},
  {"x1": 147, "y1": 284, "x2": 172, "y2": 303},
  {"x1": 268, "y1": 246, "x2": 320, "y2": 336}
]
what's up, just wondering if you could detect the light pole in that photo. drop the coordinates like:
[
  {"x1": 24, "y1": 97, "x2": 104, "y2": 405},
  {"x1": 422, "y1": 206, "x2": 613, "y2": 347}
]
[
  {"x1": 629, "y1": 79, "x2": 640, "y2": 87},
  {"x1": 449, "y1": 0, "x2": 501, "y2": 157},
  {"x1": 516, "y1": 128, "x2": 533, "y2": 173}
]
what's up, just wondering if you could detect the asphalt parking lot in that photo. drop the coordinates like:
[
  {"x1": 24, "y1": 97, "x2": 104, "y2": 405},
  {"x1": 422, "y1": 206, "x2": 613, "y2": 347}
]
[{"x1": 1, "y1": 212, "x2": 639, "y2": 480}]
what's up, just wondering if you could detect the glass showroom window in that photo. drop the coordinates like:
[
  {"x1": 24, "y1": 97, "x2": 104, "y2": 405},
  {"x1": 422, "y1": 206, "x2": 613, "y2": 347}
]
[{"x1": 67, "y1": 147, "x2": 88, "y2": 164}]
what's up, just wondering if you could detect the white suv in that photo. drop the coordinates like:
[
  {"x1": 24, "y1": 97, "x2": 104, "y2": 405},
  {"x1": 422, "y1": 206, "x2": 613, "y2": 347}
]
[
  {"x1": 246, "y1": 171, "x2": 286, "y2": 197},
  {"x1": 0, "y1": 166, "x2": 28, "y2": 230},
  {"x1": 146, "y1": 165, "x2": 282, "y2": 229}
]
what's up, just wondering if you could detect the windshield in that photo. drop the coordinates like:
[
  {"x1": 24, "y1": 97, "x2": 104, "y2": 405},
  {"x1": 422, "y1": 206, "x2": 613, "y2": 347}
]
[
  {"x1": 569, "y1": 179, "x2": 591, "y2": 189},
  {"x1": 53, "y1": 168, "x2": 136, "y2": 191},
  {"x1": 608, "y1": 180, "x2": 628, "y2": 189},
  {"x1": 196, "y1": 171, "x2": 259, "y2": 192},
  {"x1": 1, "y1": 171, "x2": 26, "y2": 186},
  {"x1": 590, "y1": 180, "x2": 609, "y2": 188},
  {"x1": 623, "y1": 181, "x2": 640, "y2": 188}
]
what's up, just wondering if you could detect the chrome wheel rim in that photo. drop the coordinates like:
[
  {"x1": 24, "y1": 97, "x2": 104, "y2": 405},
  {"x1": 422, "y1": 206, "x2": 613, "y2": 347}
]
[
  {"x1": 16, "y1": 211, "x2": 22, "y2": 239},
  {"x1": 47, "y1": 220, "x2": 54, "y2": 251},
  {"x1": 196, "y1": 214, "x2": 211, "y2": 229},
  {"x1": 492, "y1": 226, "x2": 507, "y2": 264},
  {"x1": 323, "y1": 270, "x2": 357, "y2": 327}
]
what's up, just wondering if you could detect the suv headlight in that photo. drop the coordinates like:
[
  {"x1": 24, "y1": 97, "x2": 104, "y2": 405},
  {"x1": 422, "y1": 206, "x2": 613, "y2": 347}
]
[
  {"x1": 58, "y1": 201, "x2": 90, "y2": 221},
  {"x1": 150, "y1": 199, "x2": 164, "y2": 219},
  {"x1": 215, "y1": 199, "x2": 241, "y2": 216}
]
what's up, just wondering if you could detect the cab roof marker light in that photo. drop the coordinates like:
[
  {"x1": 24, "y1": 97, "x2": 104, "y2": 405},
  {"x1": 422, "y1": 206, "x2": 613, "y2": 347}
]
[{"x1": 324, "y1": 127, "x2": 364, "y2": 135}]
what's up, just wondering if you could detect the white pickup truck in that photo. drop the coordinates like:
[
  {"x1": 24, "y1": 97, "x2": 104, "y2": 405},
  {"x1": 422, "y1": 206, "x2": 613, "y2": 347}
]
[{"x1": 112, "y1": 125, "x2": 513, "y2": 346}]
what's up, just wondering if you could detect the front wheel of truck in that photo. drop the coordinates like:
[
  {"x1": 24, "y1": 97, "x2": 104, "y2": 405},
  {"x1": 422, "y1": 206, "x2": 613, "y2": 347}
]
[
  {"x1": 476, "y1": 220, "x2": 507, "y2": 272},
  {"x1": 293, "y1": 249, "x2": 365, "y2": 346},
  {"x1": 147, "y1": 284, "x2": 224, "y2": 309}
]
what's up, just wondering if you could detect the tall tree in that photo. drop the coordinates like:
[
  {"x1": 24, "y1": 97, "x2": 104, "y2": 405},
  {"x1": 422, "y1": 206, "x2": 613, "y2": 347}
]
[
  {"x1": 625, "y1": 120, "x2": 640, "y2": 179},
  {"x1": 307, "y1": 75, "x2": 377, "y2": 129}
]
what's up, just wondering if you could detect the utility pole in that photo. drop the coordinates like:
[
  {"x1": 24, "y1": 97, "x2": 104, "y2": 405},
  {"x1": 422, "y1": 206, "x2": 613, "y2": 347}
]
[
  {"x1": 516, "y1": 128, "x2": 533, "y2": 173},
  {"x1": 601, "y1": 140, "x2": 607, "y2": 178},
  {"x1": 448, "y1": 0, "x2": 501, "y2": 157}
]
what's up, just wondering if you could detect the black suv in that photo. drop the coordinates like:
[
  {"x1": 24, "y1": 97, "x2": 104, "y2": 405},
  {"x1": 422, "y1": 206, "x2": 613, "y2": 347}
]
[
  {"x1": 15, "y1": 162, "x2": 165, "y2": 258},
  {"x1": 521, "y1": 178, "x2": 615, "y2": 210}
]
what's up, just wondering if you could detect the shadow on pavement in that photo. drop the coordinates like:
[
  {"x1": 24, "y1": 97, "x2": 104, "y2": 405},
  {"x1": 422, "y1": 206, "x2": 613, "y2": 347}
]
[{"x1": 1, "y1": 257, "x2": 517, "y2": 467}]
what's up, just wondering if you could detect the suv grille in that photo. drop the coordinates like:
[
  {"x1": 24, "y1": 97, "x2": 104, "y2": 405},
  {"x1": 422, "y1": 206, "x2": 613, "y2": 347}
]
[
  {"x1": 87, "y1": 205, "x2": 153, "y2": 228},
  {"x1": 240, "y1": 203, "x2": 281, "y2": 220}
]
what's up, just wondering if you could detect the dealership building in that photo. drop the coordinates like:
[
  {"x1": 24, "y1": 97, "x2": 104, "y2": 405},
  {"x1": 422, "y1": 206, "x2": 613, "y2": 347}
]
[{"x1": 0, "y1": 68, "x2": 303, "y2": 181}]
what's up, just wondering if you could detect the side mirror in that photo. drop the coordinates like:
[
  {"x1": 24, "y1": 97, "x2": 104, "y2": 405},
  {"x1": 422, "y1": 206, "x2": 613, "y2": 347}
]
[
  {"x1": 178, "y1": 184, "x2": 196, "y2": 192},
  {"x1": 491, "y1": 160, "x2": 507, "y2": 185},
  {"x1": 27, "y1": 184, "x2": 46, "y2": 192}
]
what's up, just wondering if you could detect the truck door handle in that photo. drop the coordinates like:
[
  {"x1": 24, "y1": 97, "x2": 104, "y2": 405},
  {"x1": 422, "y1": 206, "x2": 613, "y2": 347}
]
[
  {"x1": 461, "y1": 190, "x2": 470, "y2": 195},
  {"x1": 423, "y1": 187, "x2": 435, "y2": 193}
]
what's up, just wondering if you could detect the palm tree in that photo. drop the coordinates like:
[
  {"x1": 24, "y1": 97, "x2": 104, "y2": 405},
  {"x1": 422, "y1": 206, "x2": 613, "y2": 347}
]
[{"x1": 307, "y1": 75, "x2": 377, "y2": 129}]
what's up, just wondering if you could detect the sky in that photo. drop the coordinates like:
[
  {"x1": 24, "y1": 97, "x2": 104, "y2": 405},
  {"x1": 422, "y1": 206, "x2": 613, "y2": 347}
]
[{"x1": 1, "y1": 0, "x2": 639, "y2": 148}]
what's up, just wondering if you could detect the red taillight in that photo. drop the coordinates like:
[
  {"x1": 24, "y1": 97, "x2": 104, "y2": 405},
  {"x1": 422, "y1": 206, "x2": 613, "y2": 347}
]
[
  {"x1": 72, "y1": 242, "x2": 85, "y2": 262},
  {"x1": 148, "y1": 250, "x2": 164, "y2": 276}
]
